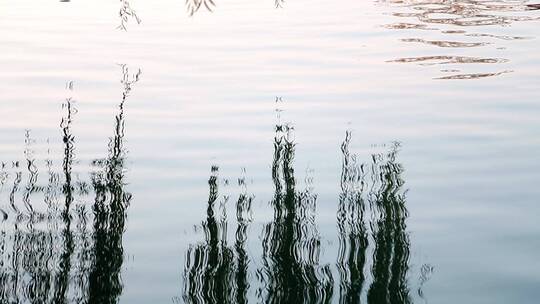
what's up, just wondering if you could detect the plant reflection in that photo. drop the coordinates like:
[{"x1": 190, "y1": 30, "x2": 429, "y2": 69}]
[
  {"x1": 183, "y1": 121, "x2": 423, "y2": 303},
  {"x1": 186, "y1": 0, "x2": 285, "y2": 16},
  {"x1": 366, "y1": 142, "x2": 411, "y2": 304},
  {"x1": 118, "y1": 0, "x2": 141, "y2": 30},
  {"x1": 258, "y1": 120, "x2": 334, "y2": 303},
  {"x1": 87, "y1": 65, "x2": 140, "y2": 303},
  {"x1": 235, "y1": 170, "x2": 254, "y2": 304},
  {"x1": 183, "y1": 165, "x2": 236, "y2": 303},
  {"x1": 0, "y1": 65, "x2": 140, "y2": 303},
  {"x1": 186, "y1": 0, "x2": 216, "y2": 16},
  {"x1": 336, "y1": 131, "x2": 368, "y2": 303},
  {"x1": 183, "y1": 166, "x2": 256, "y2": 304},
  {"x1": 336, "y1": 133, "x2": 413, "y2": 304}
]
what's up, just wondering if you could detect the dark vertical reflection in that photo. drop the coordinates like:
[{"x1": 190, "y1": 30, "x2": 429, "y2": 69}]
[
  {"x1": 61, "y1": 97, "x2": 76, "y2": 219},
  {"x1": 183, "y1": 119, "x2": 336, "y2": 303},
  {"x1": 53, "y1": 94, "x2": 75, "y2": 304},
  {"x1": 182, "y1": 166, "x2": 256, "y2": 304},
  {"x1": 336, "y1": 133, "x2": 413, "y2": 304},
  {"x1": 235, "y1": 171, "x2": 253, "y2": 304},
  {"x1": 88, "y1": 65, "x2": 140, "y2": 304},
  {"x1": 336, "y1": 131, "x2": 368, "y2": 304},
  {"x1": 258, "y1": 119, "x2": 334, "y2": 304},
  {"x1": 182, "y1": 120, "x2": 422, "y2": 303},
  {"x1": 0, "y1": 65, "x2": 139, "y2": 303},
  {"x1": 366, "y1": 142, "x2": 411, "y2": 304},
  {"x1": 9, "y1": 162, "x2": 22, "y2": 217},
  {"x1": 53, "y1": 95, "x2": 76, "y2": 304},
  {"x1": 22, "y1": 130, "x2": 39, "y2": 217},
  {"x1": 183, "y1": 166, "x2": 236, "y2": 303}
]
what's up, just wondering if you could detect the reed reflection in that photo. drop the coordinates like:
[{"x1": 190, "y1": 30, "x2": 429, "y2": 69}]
[
  {"x1": 382, "y1": 0, "x2": 540, "y2": 79},
  {"x1": 183, "y1": 166, "x2": 255, "y2": 304},
  {"x1": 235, "y1": 171, "x2": 254, "y2": 304},
  {"x1": 336, "y1": 131, "x2": 368, "y2": 303},
  {"x1": 0, "y1": 65, "x2": 140, "y2": 303},
  {"x1": 365, "y1": 142, "x2": 411, "y2": 304},
  {"x1": 258, "y1": 120, "x2": 334, "y2": 304},
  {"x1": 336, "y1": 133, "x2": 413, "y2": 304},
  {"x1": 183, "y1": 116, "x2": 335, "y2": 303},
  {"x1": 183, "y1": 120, "x2": 423, "y2": 303},
  {"x1": 183, "y1": 165, "x2": 235, "y2": 303},
  {"x1": 87, "y1": 65, "x2": 140, "y2": 304}
]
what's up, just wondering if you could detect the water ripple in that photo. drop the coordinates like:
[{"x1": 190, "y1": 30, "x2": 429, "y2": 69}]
[
  {"x1": 382, "y1": 0, "x2": 540, "y2": 79},
  {"x1": 388, "y1": 55, "x2": 508, "y2": 65}
]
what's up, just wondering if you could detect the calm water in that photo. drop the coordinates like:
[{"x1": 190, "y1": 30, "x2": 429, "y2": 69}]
[{"x1": 0, "y1": 0, "x2": 539, "y2": 303}]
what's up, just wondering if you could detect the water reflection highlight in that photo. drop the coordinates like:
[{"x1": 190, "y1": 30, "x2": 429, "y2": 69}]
[{"x1": 382, "y1": 0, "x2": 540, "y2": 79}]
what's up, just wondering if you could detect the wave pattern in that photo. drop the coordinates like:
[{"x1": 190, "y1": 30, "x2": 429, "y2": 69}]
[{"x1": 382, "y1": 0, "x2": 540, "y2": 79}]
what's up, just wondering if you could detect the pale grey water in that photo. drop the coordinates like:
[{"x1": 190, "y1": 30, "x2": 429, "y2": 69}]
[{"x1": 0, "y1": 0, "x2": 539, "y2": 303}]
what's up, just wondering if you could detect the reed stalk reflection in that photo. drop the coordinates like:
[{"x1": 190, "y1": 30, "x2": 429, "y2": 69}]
[
  {"x1": 0, "y1": 65, "x2": 140, "y2": 303},
  {"x1": 183, "y1": 110, "x2": 422, "y2": 303}
]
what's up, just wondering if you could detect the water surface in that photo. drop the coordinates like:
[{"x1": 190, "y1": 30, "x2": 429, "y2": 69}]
[{"x1": 0, "y1": 0, "x2": 539, "y2": 303}]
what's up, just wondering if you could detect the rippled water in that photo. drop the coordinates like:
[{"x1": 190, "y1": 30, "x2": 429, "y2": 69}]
[{"x1": 0, "y1": 0, "x2": 539, "y2": 303}]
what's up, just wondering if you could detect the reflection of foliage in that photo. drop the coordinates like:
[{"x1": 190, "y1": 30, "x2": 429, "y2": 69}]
[
  {"x1": 186, "y1": 0, "x2": 216, "y2": 16},
  {"x1": 183, "y1": 166, "x2": 255, "y2": 304},
  {"x1": 337, "y1": 131, "x2": 368, "y2": 304},
  {"x1": 183, "y1": 122, "x2": 336, "y2": 304},
  {"x1": 235, "y1": 170, "x2": 253, "y2": 304},
  {"x1": 181, "y1": 115, "x2": 425, "y2": 303},
  {"x1": 366, "y1": 142, "x2": 412, "y2": 304},
  {"x1": 186, "y1": 0, "x2": 285, "y2": 16},
  {"x1": 336, "y1": 133, "x2": 412, "y2": 304},
  {"x1": 60, "y1": 97, "x2": 76, "y2": 219},
  {"x1": 87, "y1": 65, "x2": 139, "y2": 304},
  {"x1": 183, "y1": 166, "x2": 235, "y2": 303},
  {"x1": 258, "y1": 122, "x2": 334, "y2": 304},
  {"x1": 118, "y1": 0, "x2": 141, "y2": 31},
  {"x1": 0, "y1": 65, "x2": 140, "y2": 303}
]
